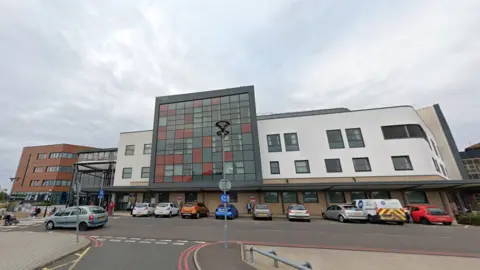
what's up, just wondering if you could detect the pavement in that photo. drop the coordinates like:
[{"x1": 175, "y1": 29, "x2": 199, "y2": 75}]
[
  {"x1": 195, "y1": 242, "x2": 255, "y2": 270},
  {"x1": 2, "y1": 215, "x2": 480, "y2": 269},
  {"x1": 0, "y1": 231, "x2": 89, "y2": 270}
]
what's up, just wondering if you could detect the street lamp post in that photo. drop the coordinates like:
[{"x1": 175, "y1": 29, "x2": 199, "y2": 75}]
[
  {"x1": 216, "y1": 120, "x2": 230, "y2": 249},
  {"x1": 8, "y1": 177, "x2": 20, "y2": 210}
]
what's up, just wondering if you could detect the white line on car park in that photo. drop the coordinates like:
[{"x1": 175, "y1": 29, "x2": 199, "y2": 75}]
[
  {"x1": 173, "y1": 243, "x2": 185, "y2": 245},
  {"x1": 116, "y1": 237, "x2": 127, "y2": 239},
  {"x1": 130, "y1": 237, "x2": 141, "y2": 240},
  {"x1": 144, "y1": 239, "x2": 156, "y2": 241},
  {"x1": 155, "y1": 242, "x2": 168, "y2": 244},
  {"x1": 139, "y1": 241, "x2": 151, "y2": 244},
  {"x1": 176, "y1": 240, "x2": 188, "y2": 242},
  {"x1": 124, "y1": 240, "x2": 135, "y2": 243},
  {"x1": 159, "y1": 239, "x2": 172, "y2": 242},
  {"x1": 195, "y1": 241, "x2": 206, "y2": 244},
  {"x1": 110, "y1": 239, "x2": 121, "y2": 242},
  {"x1": 104, "y1": 236, "x2": 113, "y2": 238}
]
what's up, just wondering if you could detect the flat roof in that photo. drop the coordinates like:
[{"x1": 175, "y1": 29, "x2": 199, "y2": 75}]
[{"x1": 77, "y1": 148, "x2": 118, "y2": 154}]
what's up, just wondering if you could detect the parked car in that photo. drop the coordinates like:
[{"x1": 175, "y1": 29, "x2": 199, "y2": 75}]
[
  {"x1": 324, "y1": 204, "x2": 367, "y2": 223},
  {"x1": 45, "y1": 206, "x2": 108, "y2": 231},
  {"x1": 252, "y1": 204, "x2": 273, "y2": 220},
  {"x1": 352, "y1": 199, "x2": 406, "y2": 225},
  {"x1": 286, "y1": 204, "x2": 310, "y2": 222},
  {"x1": 132, "y1": 203, "x2": 155, "y2": 217},
  {"x1": 154, "y1": 202, "x2": 179, "y2": 218},
  {"x1": 407, "y1": 205, "x2": 453, "y2": 225},
  {"x1": 215, "y1": 204, "x2": 239, "y2": 219},
  {"x1": 181, "y1": 202, "x2": 209, "y2": 219}
]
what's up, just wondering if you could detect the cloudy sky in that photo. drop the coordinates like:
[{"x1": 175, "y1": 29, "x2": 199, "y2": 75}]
[{"x1": 0, "y1": 0, "x2": 479, "y2": 190}]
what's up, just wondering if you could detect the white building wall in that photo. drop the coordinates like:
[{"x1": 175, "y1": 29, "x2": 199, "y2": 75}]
[
  {"x1": 114, "y1": 130, "x2": 153, "y2": 186},
  {"x1": 257, "y1": 106, "x2": 447, "y2": 180}
]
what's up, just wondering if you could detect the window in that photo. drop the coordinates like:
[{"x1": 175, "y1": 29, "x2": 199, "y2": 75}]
[
  {"x1": 227, "y1": 191, "x2": 238, "y2": 203},
  {"x1": 46, "y1": 166, "x2": 73, "y2": 173},
  {"x1": 143, "y1": 144, "x2": 152, "y2": 154},
  {"x1": 381, "y1": 124, "x2": 426, "y2": 140},
  {"x1": 370, "y1": 191, "x2": 391, "y2": 199},
  {"x1": 30, "y1": 180, "x2": 41, "y2": 187},
  {"x1": 185, "y1": 192, "x2": 197, "y2": 203},
  {"x1": 352, "y1": 158, "x2": 371, "y2": 172},
  {"x1": 264, "y1": 192, "x2": 279, "y2": 203},
  {"x1": 122, "y1": 168, "x2": 132, "y2": 179},
  {"x1": 328, "y1": 191, "x2": 346, "y2": 203},
  {"x1": 49, "y1": 152, "x2": 76, "y2": 159},
  {"x1": 267, "y1": 134, "x2": 282, "y2": 152},
  {"x1": 431, "y1": 139, "x2": 439, "y2": 156},
  {"x1": 350, "y1": 191, "x2": 367, "y2": 200},
  {"x1": 42, "y1": 180, "x2": 55, "y2": 186},
  {"x1": 269, "y1": 161, "x2": 280, "y2": 175},
  {"x1": 141, "y1": 167, "x2": 150, "y2": 178},
  {"x1": 406, "y1": 191, "x2": 428, "y2": 204},
  {"x1": 440, "y1": 164, "x2": 447, "y2": 176},
  {"x1": 284, "y1": 133, "x2": 299, "y2": 151},
  {"x1": 326, "y1": 130, "x2": 344, "y2": 149},
  {"x1": 125, "y1": 145, "x2": 135, "y2": 155},
  {"x1": 33, "y1": 167, "x2": 43, "y2": 173},
  {"x1": 432, "y1": 158, "x2": 440, "y2": 172},
  {"x1": 37, "y1": 153, "x2": 47, "y2": 160},
  {"x1": 302, "y1": 192, "x2": 318, "y2": 203},
  {"x1": 325, "y1": 159, "x2": 342, "y2": 173},
  {"x1": 345, "y1": 128, "x2": 365, "y2": 148},
  {"x1": 282, "y1": 192, "x2": 298, "y2": 203},
  {"x1": 392, "y1": 156, "x2": 413, "y2": 171},
  {"x1": 294, "y1": 160, "x2": 310, "y2": 174}
]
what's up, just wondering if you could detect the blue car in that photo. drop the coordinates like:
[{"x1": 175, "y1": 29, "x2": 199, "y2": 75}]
[{"x1": 215, "y1": 204, "x2": 239, "y2": 220}]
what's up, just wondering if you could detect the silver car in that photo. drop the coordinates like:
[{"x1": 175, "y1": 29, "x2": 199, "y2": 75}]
[
  {"x1": 252, "y1": 204, "x2": 273, "y2": 220},
  {"x1": 287, "y1": 204, "x2": 311, "y2": 222},
  {"x1": 323, "y1": 204, "x2": 367, "y2": 223},
  {"x1": 45, "y1": 206, "x2": 108, "y2": 231}
]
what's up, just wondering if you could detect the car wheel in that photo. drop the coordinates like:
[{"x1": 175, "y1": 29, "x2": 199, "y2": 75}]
[
  {"x1": 46, "y1": 221, "x2": 55, "y2": 230},
  {"x1": 397, "y1": 222, "x2": 404, "y2": 226},
  {"x1": 132, "y1": 215, "x2": 136, "y2": 217},
  {"x1": 421, "y1": 218, "x2": 430, "y2": 225},
  {"x1": 79, "y1": 222, "x2": 88, "y2": 231},
  {"x1": 322, "y1": 213, "x2": 327, "y2": 219},
  {"x1": 253, "y1": 216, "x2": 256, "y2": 220},
  {"x1": 169, "y1": 212, "x2": 172, "y2": 218},
  {"x1": 181, "y1": 215, "x2": 185, "y2": 219},
  {"x1": 367, "y1": 215, "x2": 374, "y2": 223},
  {"x1": 155, "y1": 215, "x2": 159, "y2": 218},
  {"x1": 269, "y1": 217, "x2": 273, "y2": 221},
  {"x1": 307, "y1": 219, "x2": 311, "y2": 223},
  {"x1": 339, "y1": 215, "x2": 345, "y2": 223},
  {"x1": 196, "y1": 212, "x2": 200, "y2": 219},
  {"x1": 443, "y1": 222, "x2": 452, "y2": 226}
]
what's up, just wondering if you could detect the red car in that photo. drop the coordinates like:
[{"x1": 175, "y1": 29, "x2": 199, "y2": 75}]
[{"x1": 407, "y1": 205, "x2": 453, "y2": 225}]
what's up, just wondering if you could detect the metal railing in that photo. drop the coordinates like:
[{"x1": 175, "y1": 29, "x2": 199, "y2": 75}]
[{"x1": 248, "y1": 247, "x2": 312, "y2": 269}]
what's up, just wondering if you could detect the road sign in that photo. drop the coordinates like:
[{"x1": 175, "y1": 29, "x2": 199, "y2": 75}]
[
  {"x1": 358, "y1": 200, "x2": 364, "y2": 209},
  {"x1": 249, "y1": 196, "x2": 256, "y2": 203},
  {"x1": 98, "y1": 190, "x2": 104, "y2": 199},
  {"x1": 221, "y1": 194, "x2": 229, "y2": 203},
  {"x1": 218, "y1": 179, "x2": 231, "y2": 192}
]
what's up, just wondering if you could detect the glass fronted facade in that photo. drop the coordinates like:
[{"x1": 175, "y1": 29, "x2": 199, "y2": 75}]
[{"x1": 153, "y1": 92, "x2": 258, "y2": 183}]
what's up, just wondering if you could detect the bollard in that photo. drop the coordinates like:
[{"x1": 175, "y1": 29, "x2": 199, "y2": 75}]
[
  {"x1": 269, "y1": 249, "x2": 279, "y2": 268},
  {"x1": 303, "y1": 261, "x2": 313, "y2": 269},
  {"x1": 249, "y1": 247, "x2": 254, "y2": 264}
]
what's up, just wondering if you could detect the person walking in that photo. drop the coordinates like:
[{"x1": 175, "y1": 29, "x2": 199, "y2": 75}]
[{"x1": 247, "y1": 202, "x2": 252, "y2": 215}]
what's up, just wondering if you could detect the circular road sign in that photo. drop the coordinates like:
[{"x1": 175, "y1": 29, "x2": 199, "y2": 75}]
[{"x1": 218, "y1": 179, "x2": 232, "y2": 192}]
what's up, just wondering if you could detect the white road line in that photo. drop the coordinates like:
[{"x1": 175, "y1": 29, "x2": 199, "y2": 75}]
[
  {"x1": 144, "y1": 239, "x2": 156, "y2": 241},
  {"x1": 176, "y1": 240, "x2": 188, "y2": 243},
  {"x1": 139, "y1": 241, "x2": 151, "y2": 244},
  {"x1": 124, "y1": 240, "x2": 136, "y2": 243},
  {"x1": 195, "y1": 241, "x2": 206, "y2": 244},
  {"x1": 110, "y1": 239, "x2": 121, "y2": 242},
  {"x1": 465, "y1": 225, "x2": 470, "y2": 228},
  {"x1": 130, "y1": 237, "x2": 141, "y2": 240},
  {"x1": 32, "y1": 224, "x2": 41, "y2": 226},
  {"x1": 97, "y1": 239, "x2": 106, "y2": 241},
  {"x1": 159, "y1": 240, "x2": 172, "y2": 242},
  {"x1": 48, "y1": 231, "x2": 53, "y2": 234},
  {"x1": 173, "y1": 243, "x2": 185, "y2": 245},
  {"x1": 104, "y1": 236, "x2": 113, "y2": 238},
  {"x1": 115, "y1": 237, "x2": 127, "y2": 239},
  {"x1": 155, "y1": 242, "x2": 168, "y2": 244}
]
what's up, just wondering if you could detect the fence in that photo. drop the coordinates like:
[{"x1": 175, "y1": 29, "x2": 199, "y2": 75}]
[{"x1": 248, "y1": 247, "x2": 312, "y2": 269}]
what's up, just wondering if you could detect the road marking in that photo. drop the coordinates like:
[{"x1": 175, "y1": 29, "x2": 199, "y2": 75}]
[
  {"x1": 155, "y1": 242, "x2": 168, "y2": 244},
  {"x1": 176, "y1": 240, "x2": 188, "y2": 243},
  {"x1": 48, "y1": 231, "x2": 53, "y2": 234},
  {"x1": 130, "y1": 237, "x2": 141, "y2": 240},
  {"x1": 124, "y1": 240, "x2": 136, "y2": 243},
  {"x1": 89, "y1": 236, "x2": 99, "y2": 238},
  {"x1": 144, "y1": 238, "x2": 156, "y2": 241},
  {"x1": 159, "y1": 239, "x2": 172, "y2": 242},
  {"x1": 115, "y1": 237, "x2": 127, "y2": 239},
  {"x1": 75, "y1": 253, "x2": 82, "y2": 256},
  {"x1": 109, "y1": 239, "x2": 121, "y2": 242},
  {"x1": 139, "y1": 241, "x2": 151, "y2": 244},
  {"x1": 97, "y1": 239, "x2": 106, "y2": 241},
  {"x1": 32, "y1": 224, "x2": 41, "y2": 226},
  {"x1": 173, "y1": 242, "x2": 185, "y2": 245},
  {"x1": 465, "y1": 225, "x2": 470, "y2": 228},
  {"x1": 103, "y1": 236, "x2": 113, "y2": 238},
  {"x1": 195, "y1": 241, "x2": 206, "y2": 244},
  {"x1": 68, "y1": 247, "x2": 90, "y2": 270}
]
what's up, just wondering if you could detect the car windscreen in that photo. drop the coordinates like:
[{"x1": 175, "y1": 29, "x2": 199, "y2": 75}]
[
  {"x1": 90, "y1": 207, "x2": 106, "y2": 214},
  {"x1": 427, "y1": 208, "x2": 447, "y2": 215},
  {"x1": 290, "y1": 205, "x2": 306, "y2": 210},
  {"x1": 157, "y1": 203, "x2": 170, "y2": 207},
  {"x1": 135, "y1": 203, "x2": 148, "y2": 208},
  {"x1": 184, "y1": 203, "x2": 195, "y2": 207},
  {"x1": 255, "y1": 205, "x2": 268, "y2": 209}
]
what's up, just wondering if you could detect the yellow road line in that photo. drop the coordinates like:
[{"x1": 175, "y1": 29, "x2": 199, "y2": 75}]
[
  {"x1": 68, "y1": 247, "x2": 91, "y2": 270},
  {"x1": 42, "y1": 260, "x2": 74, "y2": 270}
]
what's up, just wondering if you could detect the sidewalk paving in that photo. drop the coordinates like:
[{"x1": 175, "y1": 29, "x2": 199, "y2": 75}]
[
  {"x1": 195, "y1": 242, "x2": 255, "y2": 270},
  {"x1": 0, "y1": 231, "x2": 90, "y2": 270}
]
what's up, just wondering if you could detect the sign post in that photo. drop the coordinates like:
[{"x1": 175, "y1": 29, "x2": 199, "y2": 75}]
[{"x1": 219, "y1": 178, "x2": 231, "y2": 249}]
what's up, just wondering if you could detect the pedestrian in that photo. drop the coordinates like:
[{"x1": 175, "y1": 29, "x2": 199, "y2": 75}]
[{"x1": 247, "y1": 202, "x2": 252, "y2": 214}]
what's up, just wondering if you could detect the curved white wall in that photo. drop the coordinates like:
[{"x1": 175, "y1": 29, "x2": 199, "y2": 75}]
[{"x1": 257, "y1": 106, "x2": 447, "y2": 179}]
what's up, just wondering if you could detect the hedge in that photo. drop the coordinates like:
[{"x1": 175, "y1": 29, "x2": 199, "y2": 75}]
[{"x1": 456, "y1": 212, "x2": 480, "y2": 226}]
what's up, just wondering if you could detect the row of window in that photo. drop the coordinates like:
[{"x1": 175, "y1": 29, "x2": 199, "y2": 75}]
[
  {"x1": 33, "y1": 166, "x2": 74, "y2": 173},
  {"x1": 122, "y1": 167, "x2": 150, "y2": 179},
  {"x1": 269, "y1": 156, "x2": 414, "y2": 175},
  {"x1": 78, "y1": 151, "x2": 118, "y2": 162},
  {"x1": 29, "y1": 180, "x2": 71, "y2": 187},
  {"x1": 37, "y1": 152, "x2": 77, "y2": 160},
  {"x1": 432, "y1": 158, "x2": 448, "y2": 177},
  {"x1": 125, "y1": 144, "x2": 152, "y2": 156}
]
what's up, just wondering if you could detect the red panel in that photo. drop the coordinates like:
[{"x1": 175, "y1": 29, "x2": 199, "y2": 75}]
[
  {"x1": 160, "y1": 105, "x2": 169, "y2": 111},
  {"x1": 225, "y1": 151, "x2": 233, "y2": 162},
  {"x1": 212, "y1": 97, "x2": 221, "y2": 105},
  {"x1": 193, "y1": 100, "x2": 203, "y2": 107},
  {"x1": 160, "y1": 111, "x2": 168, "y2": 116},
  {"x1": 203, "y1": 136, "x2": 212, "y2": 147},
  {"x1": 158, "y1": 126, "x2": 167, "y2": 132},
  {"x1": 154, "y1": 176, "x2": 164, "y2": 183},
  {"x1": 193, "y1": 149, "x2": 202, "y2": 163},
  {"x1": 174, "y1": 154, "x2": 183, "y2": 164},
  {"x1": 165, "y1": 155, "x2": 174, "y2": 165},
  {"x1": 184, "y1": 129, "x2": 193, "y2": 138},
  {"x1": 167, "y1": 110, "x2": 176, "y2": 116},
  {"x1": 203, "y1": 163, "x2": 213, "y2": 175},
  {"x1": 183, "y1": 176, "x2": 193, "y2": 182},
  {"x1": 157, "y1": 131, "x2": 166, "y2": 140},
  {"x1": 155, "y1": 165, "x2": 164, "y2": 176},
  {"x1": 173, "y1": 176, "x2": 183, "y2": 183},
  {"x1": 241, "y1": 123, "x2": 252, "y2": 133},
  {"x1": 175, "y1": 130, "x2": 184, "y2": 139},
  {"x1": 156, "y1": 156, "x2": 165, "y2": 165}
]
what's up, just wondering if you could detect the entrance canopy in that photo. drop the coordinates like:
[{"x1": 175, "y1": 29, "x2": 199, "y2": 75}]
[{"x1": 75, "y1": 160, "x2": 115, "y2": 173}]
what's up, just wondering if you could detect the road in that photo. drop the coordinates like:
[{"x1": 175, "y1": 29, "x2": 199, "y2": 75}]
[{"x1": 9, "y1": 216, "x2": 480, "y2": 269}]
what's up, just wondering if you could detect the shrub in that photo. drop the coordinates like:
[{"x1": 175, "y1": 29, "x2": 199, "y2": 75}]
[{"x1": 456, "y1": 212, "x2": 480, "y2": 226}]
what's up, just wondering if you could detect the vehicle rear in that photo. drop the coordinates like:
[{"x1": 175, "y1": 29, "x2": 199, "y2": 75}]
[
  {"x1": 341, "y1": 205, "x2": 367, "y2": 221},
  {"x1": 155, "y1": 203, "x2": 173, "y2": 216},
  {"x1": 215, "y1": 204, "x2": 234, "y2": 219},
  {"x1": 423, "y1": 206, "x2": 453, "y2": 225},
  {"x1": 87, "y1": 206, "x2": 108, "y2": 227},
  {"x1": 375, "y1": 199, "x2": 406, "y2": 224},
  {"x1": 287, "y1": 204, "x2": 310, "y2": 221},
  {"x1": 253, "y1": 204, "x2": 272, "y2": 220},
  {"x1": 181, "y1": 202, "x2": 199, "y2": 217},
  {"x1": 133, "y1": 203, "x2": 150, "y2": 217}
]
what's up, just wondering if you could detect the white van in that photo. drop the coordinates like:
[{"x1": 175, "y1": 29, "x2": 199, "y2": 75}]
[{"x1": 352, "y1": 199, "x2": 406, "y2": 225}]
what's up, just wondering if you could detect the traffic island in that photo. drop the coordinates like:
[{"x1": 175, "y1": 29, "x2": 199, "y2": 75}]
[
  {"x1": 0, "y1": 232, "x2": 90, "y2": 270},
  {"x1": 194, "y1": 242, "x2": 255, "y2": 270}
]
